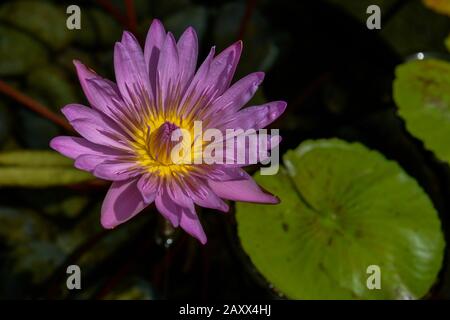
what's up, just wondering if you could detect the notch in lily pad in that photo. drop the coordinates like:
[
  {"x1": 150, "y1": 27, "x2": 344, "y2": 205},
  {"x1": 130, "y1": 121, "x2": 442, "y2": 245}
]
[{"x1": 236, "y1": 139, "x2": 445, "y2": 299}]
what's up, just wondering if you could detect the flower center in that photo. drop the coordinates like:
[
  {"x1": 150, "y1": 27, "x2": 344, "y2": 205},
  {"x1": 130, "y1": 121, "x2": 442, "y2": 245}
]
[
  {"x1": 148, "y1": 121, "x2": 180, "y2": 166},
  {"x1": 133, "y1": 118, "x2": 195, "y2": 177}
]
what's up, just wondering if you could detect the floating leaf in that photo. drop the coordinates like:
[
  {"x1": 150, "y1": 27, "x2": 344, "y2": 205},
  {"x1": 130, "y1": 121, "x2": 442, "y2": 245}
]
[
  {"x1": 0, "y1": 25, "x2": 47, "y2": 76},
  {"x1": 236, "y1": 139, "x2": 444, "y2": 299},
  {"x1": 394, "y1": 59, "x2": 450, "y2": 163},
  {"x1": 0, "y1": 1, "x2": 73, "y2": 50},
  {"x1": 423, "y1": 0, "x2": 450, "y2": 16},
  {"x1": 0, "y1": 150, "x2": 93, "y2": 187}
]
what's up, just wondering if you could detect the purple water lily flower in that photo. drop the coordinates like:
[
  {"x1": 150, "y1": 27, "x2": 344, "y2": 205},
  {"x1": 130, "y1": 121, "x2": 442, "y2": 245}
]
[{"x1": 50, "y1": 19, "x2": 286, "y2": 244}]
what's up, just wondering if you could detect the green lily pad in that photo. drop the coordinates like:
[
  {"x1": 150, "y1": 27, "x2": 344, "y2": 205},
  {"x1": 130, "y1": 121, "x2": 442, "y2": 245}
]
[
  {"x1": 393, "y1": 58, "x2": 450, "y2": 163},
  {"x1": 0, "y1": 150, "x2": 94, "y2": 187},
  {"x1": 0, "y1": 1, "x2": 73, "y2": 50},
  {"x1": 236, "y1": 139, "x2": 444, "y2": 299},
  {"x1": 0, "y1": 25, "x2": 47, "y2": 76}
]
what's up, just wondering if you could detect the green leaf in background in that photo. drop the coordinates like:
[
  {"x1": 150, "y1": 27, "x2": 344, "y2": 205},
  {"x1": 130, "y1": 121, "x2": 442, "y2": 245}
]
[
  {"x1": 213, "y1": 1, "x2": 279, "y2": 77},
  {"x1": 236, "y1": 139, "x2": 445, "y2": 299},
  {"x1": 0, "y1": 150, "x2": 73, "y2": 166},
  {"x1": 57, "y1": 48, "x2": 96, "y2": 74},
  {"x1": 164, "y1": 6, "x2": 208, "y2": 41},
  {"x1": 88, "y1": 9, "x2": 122, "y2": 47},
  {"x1": 327, "y1": 0, "x2": 398, "y2": 23},
  {"x1": 27, "y1": 66, "x2": 79, "y2": 111},
  {"x1": 0, "y1": 150, "x2": 93, "y2": 187},
  {"x1": 380, "y1": 0, "x2": 450, "y2": 56},
  {"x1": 327, "y1": 0, "x2": 450, "y2": 56},
  {"x1": 394, "y1": 58, "x2": 450, "y2": 163},
  {"x1": 151, "y1": 0, "x2": 191, "y2": 18},
  {"x1": 68, "y1": 8, "x2": 121, "y2": 49},
  {"x1": 423, "y1": 0, "x2": 450, "y2": 17},
  {"x1": 445, "y1": 33, "x2": 450, "y2": 52},
  {"x1": 0, "y1": 25, "x2": 48, "y2": 76},
  {"x1": 0, "y1": 0, "x2": 73, "y2": 50}
]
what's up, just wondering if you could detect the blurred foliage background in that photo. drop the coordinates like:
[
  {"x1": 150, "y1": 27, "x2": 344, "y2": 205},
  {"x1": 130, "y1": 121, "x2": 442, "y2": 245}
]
[{"x1": 0, "y1": 0, "x2": 450, "y2": 299}]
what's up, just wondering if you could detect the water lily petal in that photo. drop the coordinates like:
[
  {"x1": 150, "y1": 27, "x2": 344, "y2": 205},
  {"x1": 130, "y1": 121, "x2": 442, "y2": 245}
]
[
  {"x1": 207, "y1": 41, "x2": 242, "y2": 96},
  {"x1": 155, "y1": 185, "x2": 182, "y2": 227},
  {"x1": 207, "y1": 72, "x2": 264, "y2": 118},
  {"x1": 186, "y1": 179, "x2": 229, "y2": 212},
  {"x1": 208, "y1": 172, "x2": 279, "y2": 204},
  {"x1": 101, "y1": 178, "x2": 147, "y2": 229},
  {"x1": 114, "y1": 32, "x2": 152, "y2": 105},
  {"x1": 74, "y1": 154, "x2": 110, "y2": 171},
  {"x1": 178, "y1": 47, "x2": 215, "y2": 114},
  {"x1": 73, "y1": 60, "x2": 123, "y2": 117},
  {"x1": 50, "y1": 136, "x2": 123, "y2": 160},
  {"x1": 157, "y1": 32, "x2": 179, "y2": 109},
  {"x1": 137, "y1": 173, "x2": 159, "y2": 204},
  {"x1": 180, "y1": 206, "x2": 207, "y2": 244},
  {"x1": 217, "y1": 101, "x2": 287, "y2": 130},
  {"x1": 177, "y1": 27, "x2": 198, "y2": 92},
  {"x1": 62, "y1": 104, "x2": 130, "y2": 150},
  {"x1": 144, "y1": 19, "x2": 166, "y2": 93},
  {"x1": 94, "y1": 160, "x2": 139, "y2": 181}
]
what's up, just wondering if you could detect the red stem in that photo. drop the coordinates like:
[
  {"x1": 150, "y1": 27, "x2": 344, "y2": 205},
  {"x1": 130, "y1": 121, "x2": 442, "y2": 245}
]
[
  {"x1": 124, "y1": 0, "x2": 138, "y2": 36},
  {"x1": 0, "y1": 79, "x2": 74, "y2": 133},
  {"x1": 95, "y1": 0, "x2": 128, "y2": 27}
]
